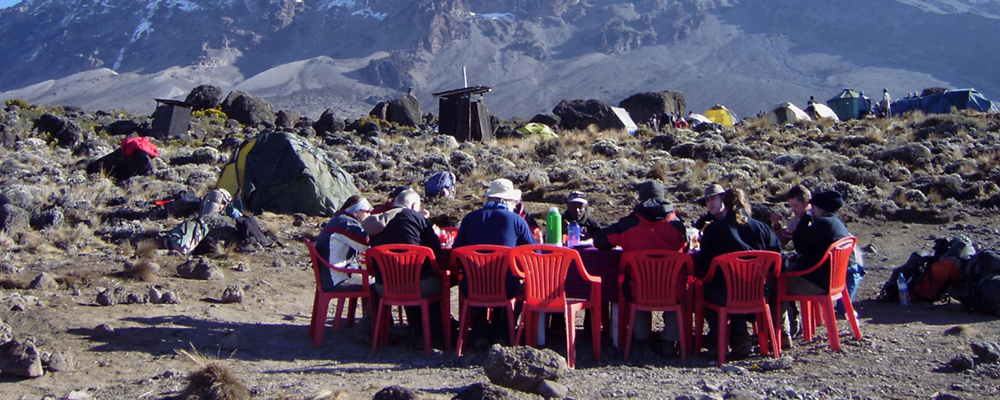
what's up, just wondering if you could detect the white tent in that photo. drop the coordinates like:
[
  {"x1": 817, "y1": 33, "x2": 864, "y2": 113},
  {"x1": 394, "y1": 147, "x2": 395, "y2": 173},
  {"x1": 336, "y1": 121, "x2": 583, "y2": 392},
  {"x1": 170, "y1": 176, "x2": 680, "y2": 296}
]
[
  {"x1": 766, "y1": 102, "x2": 812, "y2": 125},
  {"x1": 805, "y1": 103, "x2": 841, "y2": 121},
  {"x1": 685, "y1": 113, "x2": 713, "y2": 126}
]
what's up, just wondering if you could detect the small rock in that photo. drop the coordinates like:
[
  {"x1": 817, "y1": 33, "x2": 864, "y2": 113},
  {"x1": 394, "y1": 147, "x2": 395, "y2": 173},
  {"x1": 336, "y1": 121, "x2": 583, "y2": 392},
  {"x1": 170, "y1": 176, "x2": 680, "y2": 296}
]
[
  {"x1": 177, "y1": 257, "x2": 224, "y2": 280},
  {"x1": 536, "y1": 380, "x2": 569, "y2": 399},
  {"x1": 0, "y1": 338, "x2": 44, "y2": 378},
  {"x1": 943, "y1": 325, "x2": 978, "y2": 337},
  {"x1": 1, "y1": 322, "x2": 12, "y2": 344},
  {"x1": 220, "y1": 285, "x2": 244, "y2": 303},
  {"x1": 862, "y1": 243, "x2": 878, "y2": 254},
  {"x1": 93, "y1": 324, "x2": 115, "y2": 336},
  {"x1": 452, "y1": 382, "x2": 520, "y2": 400},
  {"x1": 48, "y1": 351, "x2": 75, "y2": 372},
  {"x1": 932, "y1": 393, "x2": 964, "y2": 400},
  {"x1": 96, "y1": 289, "x2": 117, "y2": 306},
  {"x1": 724, "y1": 389, "x2": 762, "y2": 400},
  {"x1": 948, "y1": 354, "x2": 975, "y2": 371},
  {"x1": 970, "y1": 341, "x2": 1000, "y2": 362},
  {"x1": 28, "y1": 273, "x2": 58, "y2": 290},
  {"x1": 161, "y1": 291, "x2": 181, "y2": 304},
  {"x1": 271, "y1": 259, "x2": 286, "y2": 268},
  {"x1": 757, "y1": 356, "x2": 794, "y2": 371},
  {"x1": 66, "y1": 390, "x2": 91, "y2": 400},
  {"x1": 148, "y1": 286, "x2": 163, "y2": 304},
  {"x1": 373, "y1": 385, "x2": 418, "y2": 400},
  {"x1": 720, "y1": 364, "x2": 747, "y2": 375},
  {"x1": 234, "y1": 262, "x2": 250, "y2": 272},
  {"x1": 125, "y1": 292, "x2": 144, "y2": 304},
  {"x1": 484, "y1": 344, "x2": 568, "y2": 392}
]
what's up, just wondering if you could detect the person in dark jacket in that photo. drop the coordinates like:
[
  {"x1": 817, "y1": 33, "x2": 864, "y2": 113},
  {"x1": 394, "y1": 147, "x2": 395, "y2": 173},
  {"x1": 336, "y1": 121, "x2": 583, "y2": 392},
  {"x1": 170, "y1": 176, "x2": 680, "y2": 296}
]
[
  {"x1": 697, "y1": 188, "x2": 780, "y2": 359},
  {"x1": 562, "y1": 191, "x2": 602, "y2": 241},
  {"x1": 367, "y1": 189, "x2": 446, "y2": 341},
  {"x1": 315, "y1": 195, "x2": 373, "y2": 292},
  {"x1": 454, "y1": 178, "x2": 535, "y2": 346},
  {"x1": 785, "y1": 190, "x2": 851, "y2": 294},
  {"x1": 594, "y1": 180, "x2": 687, "y2": 355},
  {"x1": 693, "y1": 183, "x2": 726, "y2": 230}
]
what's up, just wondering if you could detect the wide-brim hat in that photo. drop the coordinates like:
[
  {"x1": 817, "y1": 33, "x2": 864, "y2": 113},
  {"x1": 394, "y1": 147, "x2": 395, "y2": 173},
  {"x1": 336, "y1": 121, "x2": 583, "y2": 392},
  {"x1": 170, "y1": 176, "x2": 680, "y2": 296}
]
[
  {"x1": 696, "y1": 184, "x2": 726, "y2": 205},
  {"x1": 485, "y1": 178, "x2": 521, "y2": 201},
  {"x1": 811, "y1": 190, "x2": 844, "y2": 213}
]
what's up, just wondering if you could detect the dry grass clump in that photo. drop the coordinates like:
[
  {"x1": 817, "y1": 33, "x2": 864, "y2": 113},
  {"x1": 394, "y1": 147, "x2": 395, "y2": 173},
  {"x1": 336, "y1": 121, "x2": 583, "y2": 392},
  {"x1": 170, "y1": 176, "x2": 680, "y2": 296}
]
[
  {"x1": 178, "y1": 349, "x2": 251, "y2": 400},
  {"x1": 121, "y1": 258, "x2": 159, "y2": 282}
]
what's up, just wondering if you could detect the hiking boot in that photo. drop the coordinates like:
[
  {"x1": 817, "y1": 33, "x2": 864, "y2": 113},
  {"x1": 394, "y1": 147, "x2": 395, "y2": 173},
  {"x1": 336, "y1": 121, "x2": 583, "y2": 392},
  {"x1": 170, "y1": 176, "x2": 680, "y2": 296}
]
[{"x1": 780, "y1": 332, "x2": 794, "y2": 350}]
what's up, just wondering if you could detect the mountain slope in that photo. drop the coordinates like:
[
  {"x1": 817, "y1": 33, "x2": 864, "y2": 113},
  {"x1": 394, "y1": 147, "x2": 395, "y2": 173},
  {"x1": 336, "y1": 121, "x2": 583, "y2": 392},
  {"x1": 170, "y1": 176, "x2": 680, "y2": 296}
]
[{"x1": 0, "y1": 0, "x2": 997, "y2": 119}]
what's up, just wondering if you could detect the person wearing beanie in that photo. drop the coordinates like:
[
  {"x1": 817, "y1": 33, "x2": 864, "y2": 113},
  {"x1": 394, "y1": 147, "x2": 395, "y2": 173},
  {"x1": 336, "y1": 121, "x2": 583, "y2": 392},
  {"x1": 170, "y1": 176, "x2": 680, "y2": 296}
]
[
  {"x1": 786, "y1": 190, "x2": 851, "y2": 294},
  {"x1": 562, "y1": 191, "x2": 603, "y2": 241},
  {"x1": 593, "y1": 180, "x2": 688, "y2": 357}
]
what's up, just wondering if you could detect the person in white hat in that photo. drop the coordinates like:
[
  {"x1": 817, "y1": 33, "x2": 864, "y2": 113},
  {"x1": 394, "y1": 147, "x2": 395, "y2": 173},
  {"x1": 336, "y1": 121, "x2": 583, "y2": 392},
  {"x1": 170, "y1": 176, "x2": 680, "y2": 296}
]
[{"x1": 453, "y1": 178, "x2": 536, "y2": 348}]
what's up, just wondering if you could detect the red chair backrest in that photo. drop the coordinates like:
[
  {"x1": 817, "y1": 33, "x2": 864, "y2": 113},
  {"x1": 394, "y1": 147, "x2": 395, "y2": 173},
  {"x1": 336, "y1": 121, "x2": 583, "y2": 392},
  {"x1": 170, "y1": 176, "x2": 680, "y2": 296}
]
[
  {"x1": 304, "y1": 239, "x2": 324, "y2": 291},
  {"x1": 621, "y1": 250, "x2": 692, "y2": 307},
  {"x1": 451, "y1": 245, "x2": 513, "y2": 302},
  {"x1": 366, "y1": 244, "x2": 437, "y2": 302},
  {"x1": 510, "y1": 245, "x2": 583, "y2": 308},
  {"x1": 826, "y1": 237, "x2": 858, "y2": 295},
  {"x1": 712, "y1": 251, "x2": 781, "y2": 308}
]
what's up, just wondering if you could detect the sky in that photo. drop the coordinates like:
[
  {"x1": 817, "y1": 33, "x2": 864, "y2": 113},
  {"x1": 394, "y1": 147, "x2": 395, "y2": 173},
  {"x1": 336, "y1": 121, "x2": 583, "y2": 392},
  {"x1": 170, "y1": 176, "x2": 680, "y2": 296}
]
[{"x1": 0, "y1": 1, "x2": 19, "y2": 9}]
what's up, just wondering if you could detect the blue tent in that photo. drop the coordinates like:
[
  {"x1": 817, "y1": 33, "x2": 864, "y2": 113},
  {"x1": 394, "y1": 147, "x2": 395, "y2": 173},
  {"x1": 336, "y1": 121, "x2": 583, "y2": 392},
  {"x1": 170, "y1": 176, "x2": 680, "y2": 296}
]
[{"x1": 892, "y1": 88, "x2": 998, "y2": 117}]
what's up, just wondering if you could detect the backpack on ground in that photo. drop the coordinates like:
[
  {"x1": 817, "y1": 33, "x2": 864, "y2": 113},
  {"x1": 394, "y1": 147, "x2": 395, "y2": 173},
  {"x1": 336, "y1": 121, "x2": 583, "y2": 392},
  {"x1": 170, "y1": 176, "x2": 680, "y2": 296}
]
[
  {"x1": 200, "y1": 189, "x2": 233, "y2": 218},
  {"x1": 165, "y1": 219, "x2": 209, "y2": 255},
  {"x1": 236, "y1": 214, "x2": 274, "y2": 247},
  {"x1": 878, "y1": 235, "x2": 974, "y2": 303},
  {"x1": 948, "y1": 250, "x2": 1000, "y2": 315},
  {"x1": 424, "y1": 171, "x2": 455, "y2": 198}
]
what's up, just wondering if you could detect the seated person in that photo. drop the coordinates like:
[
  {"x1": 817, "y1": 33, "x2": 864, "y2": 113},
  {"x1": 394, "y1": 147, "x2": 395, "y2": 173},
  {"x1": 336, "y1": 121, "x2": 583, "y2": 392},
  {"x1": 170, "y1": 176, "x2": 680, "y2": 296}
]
[
  {"x1": 693, "y1": 183, "x2": 726, "y2": 230},
  {"x1": 370, "y1": 185, "x2": 411, "y2": 215},
  {"x1": 770, "y1": 184, "x2": 812, "y2": 247},
  {"x1": 454, "y1": 178, "x2": 535, "y2": 346},
  {"x1": 367, "y1": 190, "x2": 447, "y2": 342},
  {"x1": 696, "y1": 188, "x2": 780, "y2": 359},
  {"x1": 562, "y1": 191, "x2": 602, "y2": 241},
  {"x1": 784, "y1": 190, "x2": 851, "y2": 294},
  {"x1": 315, "y1": 195, "x2": 374, "y2": 292},
  {"x1": 593, "y1": 181, "x2": 687, "y2": 356}
]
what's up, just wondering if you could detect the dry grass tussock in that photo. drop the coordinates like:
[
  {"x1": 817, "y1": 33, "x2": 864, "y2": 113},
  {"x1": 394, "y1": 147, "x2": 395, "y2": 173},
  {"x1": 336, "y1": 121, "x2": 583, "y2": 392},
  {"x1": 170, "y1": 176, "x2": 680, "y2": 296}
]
[
  {"x1": 120, "y1": 258, "x2": 159, "y2": 282},
  {"x1": 177, "y1": 348, "x2": 251, "y2": 400}
]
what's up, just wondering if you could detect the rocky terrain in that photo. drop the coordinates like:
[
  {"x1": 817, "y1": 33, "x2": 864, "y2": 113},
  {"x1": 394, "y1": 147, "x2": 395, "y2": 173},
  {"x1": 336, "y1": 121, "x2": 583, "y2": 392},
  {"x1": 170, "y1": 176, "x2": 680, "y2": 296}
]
[{"x1": 1, "y1": 91, "x2": 1000, "y2": 399}]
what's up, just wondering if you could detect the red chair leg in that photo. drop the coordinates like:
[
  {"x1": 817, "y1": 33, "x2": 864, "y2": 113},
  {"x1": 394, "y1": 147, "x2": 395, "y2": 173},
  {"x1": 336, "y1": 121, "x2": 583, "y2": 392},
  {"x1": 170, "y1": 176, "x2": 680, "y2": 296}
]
[
  {"x1": 420, "y1": 302, "x2": 432, "y2": 357},
  {"x1": 565, "y1": 308, "x2": 576, "y2": 369},
  {"x1": 822, "y1": 299, "x2": 841, "y2": 352},
  {"x1": 754, "y1": 315, "x2": 769, "y2": 356},
  {"x1": 717, "y1": 310, "x2": 728, "y2": 365},
  {"x1": 624, "y1": 306, "x2": 638, "y2": 360},
  {"x1": 441, "y1": 293, "x2": 452, "y2": 351},
  {"x1": 456, "y1": 302, "x2": 471, "y2": 356},
  {"x1": 842, "y1": 291, "x2": 862, "y2": 340},
  {"x1": 674, "y1": 307, "x2": 688, "y2": 362},
  {"x1": 309, "y1": 294, "x2": 320, "y2": 339},
  {"x1": 313, "y1": 298, "x2": 330, "y2": 347},
  {"x1": 591, "y1": 308, "x2": 601, "y2": 364},
  {"x1": 333, "y1": 298, "x2": 345, "y2": 332},
  {"x1": 763, "y1": 306, "x2": 779, "y2": 358},
  {"x1": 346, "y1": 298, "x2": 358, "y2": 327},
  {"x1": 372, "y1": 305, "x2": 387, "y2": 355}
]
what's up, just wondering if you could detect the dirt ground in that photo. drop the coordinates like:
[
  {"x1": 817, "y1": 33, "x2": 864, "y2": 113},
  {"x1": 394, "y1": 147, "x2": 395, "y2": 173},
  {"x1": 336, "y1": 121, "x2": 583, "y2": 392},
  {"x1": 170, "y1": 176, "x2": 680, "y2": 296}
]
[{"x1": 3, "y1": 211, "x2": 1000, "y2": 400}]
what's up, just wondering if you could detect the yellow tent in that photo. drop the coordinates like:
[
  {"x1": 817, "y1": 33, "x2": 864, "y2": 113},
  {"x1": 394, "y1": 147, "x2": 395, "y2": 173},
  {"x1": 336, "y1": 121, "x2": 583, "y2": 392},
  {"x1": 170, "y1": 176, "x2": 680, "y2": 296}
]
[
  {"x1": 516, "y1": 122, "x2": 557, "y2": 138},
  {"x1": 704, "y1": 104, "x2": 739, "y2": 126}
]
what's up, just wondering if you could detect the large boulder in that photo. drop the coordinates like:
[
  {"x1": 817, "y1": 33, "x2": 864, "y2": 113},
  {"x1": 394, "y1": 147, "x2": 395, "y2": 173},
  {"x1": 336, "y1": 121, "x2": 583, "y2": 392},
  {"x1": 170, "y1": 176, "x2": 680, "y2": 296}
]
[
  {"x1": 34, "y1": 114, "x2": 83, "y2": 148},
  {"x1": 86, "y1": 149, "x2": 155, "y2": 183},
  {"x1": 483, "y1": 344, "x2": 567, "y2": 393},
  {"x1": 221, "y1": 91, "x2": 275, "y2": 127},
  {"x1": 452, "y1": 382, "x2": 523, "y2": 400},
  {"x1": 529, "y1": 113, "x2": 561, "y2": 128},
  {"x1": 274, "y1": 110, "x2": 299, "y2": 129},
  {"x1": 0, "y1": 339, "x2": 44, "y2": 378},
  {"x1": 106, "y1": 120, "x2": 141, "y2": 136},
  {"x1": 552, "y1": 99, "x2": 612, "y2": 130},
  {"x1": 185, "y1": 85, "x2": 224, "y2": 111},
  {"x1": 314, "y1": 109, "x2": 346, "y2": 135},
  {"x1": 386, "y1": 94, "x2": 423, "y2": 127},
  {"x1": 619, "y1": 91, "x2": 686, "y2": 125}
]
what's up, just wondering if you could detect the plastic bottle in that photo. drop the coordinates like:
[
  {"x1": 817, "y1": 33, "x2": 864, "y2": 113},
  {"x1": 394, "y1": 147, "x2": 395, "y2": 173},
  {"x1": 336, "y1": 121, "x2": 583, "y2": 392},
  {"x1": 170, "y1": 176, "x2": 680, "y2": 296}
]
[
  {"x1": 545, "y1": 207, "x2": 562, "y2": 246},
  {"x1": 567, "y1": 222, "x2": 580, "y2": 247},
  {"x1": 897, "y1": 274, "x2": 910, "y2": 306}
]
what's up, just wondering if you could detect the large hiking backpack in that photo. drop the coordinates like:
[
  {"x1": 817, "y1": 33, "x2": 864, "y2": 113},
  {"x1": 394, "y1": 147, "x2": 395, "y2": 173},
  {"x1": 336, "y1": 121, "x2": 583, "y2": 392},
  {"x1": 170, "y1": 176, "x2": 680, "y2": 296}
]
[
  {"x1": 879, "y1": 235, "x2": 973, "y2": 302},
  {"x1": 200, "y1": 189, "x2": 233, "y2": 218},
  {"x1": 165, "y1": 219, "x2": 209, "y2": 255},
  {"x1": 949, "y1": 250, "x2": 1000, "y2": 315}
]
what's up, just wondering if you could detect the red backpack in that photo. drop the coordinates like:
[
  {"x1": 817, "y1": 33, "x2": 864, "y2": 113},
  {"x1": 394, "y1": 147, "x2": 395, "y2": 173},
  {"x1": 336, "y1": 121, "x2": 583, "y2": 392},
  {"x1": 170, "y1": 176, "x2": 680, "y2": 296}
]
[{"x1": 121, "y1": 136, "x2": 159, "y2": 158}]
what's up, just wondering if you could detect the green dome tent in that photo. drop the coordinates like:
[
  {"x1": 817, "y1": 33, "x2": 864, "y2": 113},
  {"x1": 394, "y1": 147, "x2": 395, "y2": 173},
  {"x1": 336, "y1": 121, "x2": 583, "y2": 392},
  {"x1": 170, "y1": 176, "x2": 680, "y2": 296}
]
[
  {"x1": 217, "y1": 131, "x2": 359, "y2": 216},
  {"x1": 516, "y1": 122, "x2": 557, "y2": 138}
]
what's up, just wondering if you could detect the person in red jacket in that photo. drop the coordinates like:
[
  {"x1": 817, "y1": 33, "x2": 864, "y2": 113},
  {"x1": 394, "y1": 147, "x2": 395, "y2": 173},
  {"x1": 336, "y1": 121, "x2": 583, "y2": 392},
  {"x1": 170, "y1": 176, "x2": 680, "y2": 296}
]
[{"x1": 594, "y1": 180, "x2": 688, "y2": 356}]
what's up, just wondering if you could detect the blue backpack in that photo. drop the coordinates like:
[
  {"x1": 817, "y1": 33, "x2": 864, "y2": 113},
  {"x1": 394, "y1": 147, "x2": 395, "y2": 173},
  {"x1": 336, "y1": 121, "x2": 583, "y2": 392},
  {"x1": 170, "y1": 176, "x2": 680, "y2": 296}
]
[{"x1": 425, "y1": 172, "x2": 455, "y2": 198}]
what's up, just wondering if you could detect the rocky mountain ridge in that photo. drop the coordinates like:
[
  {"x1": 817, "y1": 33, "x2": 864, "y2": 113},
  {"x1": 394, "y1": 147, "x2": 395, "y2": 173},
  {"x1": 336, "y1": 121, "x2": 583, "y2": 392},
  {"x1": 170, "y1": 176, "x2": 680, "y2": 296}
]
[{"x1": 1, "y1": 0, "x2": 999, "y2": 119}]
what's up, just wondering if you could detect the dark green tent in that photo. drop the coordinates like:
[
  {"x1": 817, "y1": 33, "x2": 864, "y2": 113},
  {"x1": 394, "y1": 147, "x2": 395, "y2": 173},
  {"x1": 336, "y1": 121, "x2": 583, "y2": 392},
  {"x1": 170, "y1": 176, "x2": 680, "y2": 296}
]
[
  {"x1": 826, "y1": 89, "x2": 869, "y2": 121},
  {"x1": 217, "y1": 131, "x2": 358, "y2": 216}
]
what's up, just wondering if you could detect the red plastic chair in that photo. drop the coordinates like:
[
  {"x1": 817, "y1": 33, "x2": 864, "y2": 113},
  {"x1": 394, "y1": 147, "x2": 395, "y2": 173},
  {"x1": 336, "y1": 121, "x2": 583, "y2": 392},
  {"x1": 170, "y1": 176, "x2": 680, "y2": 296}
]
[
  {"x1": 366, "y1": 244, "x2": 451, "y2": 356},
  {"x1": 451, "y1": 245, "x2": 518, "y2": 356},
  {"x1": 693, "y1": 250, "x2": 781, "y2": 364},
  {"x1": 618, "y1": 250, "x2": 693, "y2": 361},
  {"x1": 511, "y1": 245, "x2": 601, "y2": 369},
  {"x1": 304, "y1": 239, "x2": 370, "y2": 347},
  {"x1": 776, "y1": 237, "x2": 861, "y2": 352}
]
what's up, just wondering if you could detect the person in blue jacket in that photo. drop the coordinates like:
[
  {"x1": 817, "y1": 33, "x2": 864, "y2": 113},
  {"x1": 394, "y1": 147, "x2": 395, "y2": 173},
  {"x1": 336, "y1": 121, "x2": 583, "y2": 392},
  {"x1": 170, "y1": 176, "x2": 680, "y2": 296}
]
[{"x1": 454, "y1": 178, "x2": 535, "y2": 347}]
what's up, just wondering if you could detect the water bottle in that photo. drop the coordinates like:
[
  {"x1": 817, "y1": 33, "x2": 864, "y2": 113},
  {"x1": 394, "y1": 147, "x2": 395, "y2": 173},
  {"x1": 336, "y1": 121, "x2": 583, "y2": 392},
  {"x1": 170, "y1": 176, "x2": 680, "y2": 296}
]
[
  {"x1": 567, "y1": 222, "x2": 580, "y2": 247},
  {"x1": 545, "y1": 207, "x2": 562, "y2": 246},
  {"x1": 897, "y1": 274, "x2": 910, "y2": 306}
]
